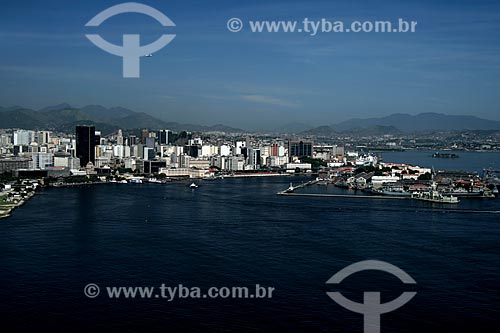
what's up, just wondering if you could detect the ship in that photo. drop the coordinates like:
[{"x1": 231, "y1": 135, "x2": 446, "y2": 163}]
[
  {"x1": 355, "y1": 154, "x2": 378, "y2": 166},
  {"x1": 376, "y1": 189, "x2": 412, "y2": 197},
  {"x1": 374, "y1": 183, "x2": 412, "y2": 197},
  {"x1": 442, "y1": 187, "x2": 483, "y2": 197},
  {"x1": 432, "y1": 152, "x2": 459, "y2": 158},
  {"x1": 411, "y1": 182, "x2": 459, "y2": 204},
  {"x1": 128, "y1": 178, "x2": 143, "y2": 184}
]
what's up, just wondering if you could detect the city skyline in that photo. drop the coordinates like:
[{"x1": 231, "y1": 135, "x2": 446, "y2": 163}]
[{"x1": 1, "y1": 0, "x2": 500, "y2": 129}]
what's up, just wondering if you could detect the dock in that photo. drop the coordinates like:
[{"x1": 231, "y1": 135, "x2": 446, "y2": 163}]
[
  {"x1": 277, "y1": 192, "x2": 410, "y2": 200},
  {"x1": 277, "y1": 179, "x2": 410, "y2": 200}
]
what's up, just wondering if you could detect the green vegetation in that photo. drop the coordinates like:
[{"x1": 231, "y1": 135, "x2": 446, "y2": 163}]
[
  {"x1": 44, "y1": 175, "x2": 100, "y2": 184},
  {"x1": 0, "y1": 194, "x2": 14, "y2": 212},
  {"x1": 418, "y1": 172, "x2": 432, "y2": 180},
  {"x1": 0, "y1": 172, "x2": 15, "y2": 182}
]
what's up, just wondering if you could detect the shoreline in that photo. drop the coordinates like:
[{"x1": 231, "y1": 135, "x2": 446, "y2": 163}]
[{"x1": 0, "y1": 191, "x2": 36, "y2": 219}]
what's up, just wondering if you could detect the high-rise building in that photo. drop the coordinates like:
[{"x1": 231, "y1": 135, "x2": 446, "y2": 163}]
[
  {"x1": 157, "y1": 130, "x2": 171, "y2": 145},
  {"x1": 13, "y1": 130, "x2": 34, "y2": 146},
  {"x1": 271, "y1": 143, "x2": 279, "y2": 157},
  {"x1": 30, "y1": 152, "x2": 54, "y2": 169},
  {"x1": 76, "y1": 126, "x2": 96, "y2": 167},
  {"x1": 36, "y1": 131, "x2": 51, "y2": 145},
  {"x1": 117, "y1": 129, "x2": 124, "y2": 145},
  {"x1": 248, "y1": 148, "x2": 261, "y2": 167},
  {"x1": 145, "y1": 137, "x2": 155, "y2": 149},
  {"x1": 128, "y1": 135, "x2": 138, "y2": 146},
  {"x1": 288, "y1": 140, "x2": 313, "y2": 160},
  {"x1": 94, "y1": 131, "x2": 102, "y2": 145},
  {"x1": 141, "y1": 129, "x2": 149, "y2": 144}
]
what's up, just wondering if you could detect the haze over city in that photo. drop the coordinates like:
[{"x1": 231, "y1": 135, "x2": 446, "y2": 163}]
[{"x1": 1, "y1": 0, "x2": 500, "y2": 129}]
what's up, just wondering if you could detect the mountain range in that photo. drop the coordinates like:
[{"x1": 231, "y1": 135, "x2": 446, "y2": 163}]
[
  {"x1": 0, "y1": 104, "x2": 244, "y2": 135},
  {"x1": 1, "y1": 104, "x2": 499, "y2": 135},
  {"x1": 301, "y1": 113, "x2": 500, "y2": 136}
]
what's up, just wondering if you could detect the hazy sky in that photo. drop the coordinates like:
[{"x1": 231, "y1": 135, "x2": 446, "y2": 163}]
[{"x1": 1, "y1": 0, "x2": 499, "y2": 129}]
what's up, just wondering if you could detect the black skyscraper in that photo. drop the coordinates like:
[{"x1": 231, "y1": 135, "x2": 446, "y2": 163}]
[
  {"x1": 157, "y1": 130, "x2": 170, "y2": 145},
  {"x1": 76, "y1": 126, "x2": 96, "y2": 167}
]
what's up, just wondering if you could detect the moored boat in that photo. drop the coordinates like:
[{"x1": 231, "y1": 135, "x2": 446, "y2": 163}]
[{"x1": 411, "y1": 182, "x2": 459, "y2": 204}]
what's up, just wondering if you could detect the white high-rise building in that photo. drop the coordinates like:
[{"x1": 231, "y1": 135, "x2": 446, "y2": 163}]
[
  {"x1": 30, "y1": 152, "x2": 54, "y2": 169},
  {"x1": 219, "y1": 145, "x2": 231, "y2": 157},
  {"x1": 117, "y1": 129, "x2": 124, "y2": 145},
  {"x1": 13, "y1": 130, "x2": 35, "y2": 145}
]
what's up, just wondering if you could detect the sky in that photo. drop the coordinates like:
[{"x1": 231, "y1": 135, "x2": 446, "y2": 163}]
[{"x1": 0, "y1": 0, "x2": 499, "y2": 130}]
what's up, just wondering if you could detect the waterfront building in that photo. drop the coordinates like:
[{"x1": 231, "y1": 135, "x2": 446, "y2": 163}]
[
  {"x1": 30, "y1": 152, "x2": 54, "y2": 169},
  {"x1": 288, "y1": 140, "x2": 313, "y2": 161},
  {"x1": 189, "y1": 159, "x2": 211, "y2": 170},
  {"x1": 371, "y1": 176, "x2": 400, "y2": 189},
  {"x1": 226, "y1": 156, "x2": 245, "y2": 171},
  {"x1": 76, "y1": 126, "x2": 96, "y2": 167},
  {"x1": 285, "y1": 162, "x2": 312, "y2": 173},
  {"x1": 248, "y1": 147, "x2": 261, "y2": 167},
  {"x1": 142, "y1": 160, "x2": 167, "y2": 174},
  {"x1": 0, "y1": 157, "x2": 30, "y2": 173}
]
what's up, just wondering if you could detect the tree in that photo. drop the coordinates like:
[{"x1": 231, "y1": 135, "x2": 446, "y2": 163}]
[{"x1": 418, "y1": 172, "x2": 432, "y2": 180}]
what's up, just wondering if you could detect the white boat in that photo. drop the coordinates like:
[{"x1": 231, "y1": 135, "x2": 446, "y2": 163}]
[
  {"x1": 190, "y1": 183, "x2": 198, "y2": 189},
  {"x1": 355, "y1": 154, "x2": 378, "y2": 166}
]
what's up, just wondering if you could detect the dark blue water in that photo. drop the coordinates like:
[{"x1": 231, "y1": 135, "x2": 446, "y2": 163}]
[
  {"x1": 380, "y1": 150, "x2": 500, "y2": 174},
  {"x1": 1, "y1": 155, "x2": 500, "y2": 332}
]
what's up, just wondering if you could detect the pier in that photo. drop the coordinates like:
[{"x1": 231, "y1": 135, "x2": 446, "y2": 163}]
[
  {"x1": 277, "y1": 179, "x2": 408, "y2": 200},
  {"x1": 277, "y1": 192, "x2": 410, "y2": 200}
]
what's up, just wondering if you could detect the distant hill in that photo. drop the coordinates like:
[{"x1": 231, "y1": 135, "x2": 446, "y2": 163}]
[
  {"x1": 273, "y1": 122, "x2": 313, "y2": 134},
  {"x1": 2, "y1": 106, "x2": 498, "y2": 135},
  {"x1": 301, "y1": 125, "x2": 337, "y2": 136},
  {"x1": 332, "y1": 113, "x2": 500, "y2": 132},
  {"x1": 0, "y1": 104, "x2": 245, "y2": 135},
  {"x1": 302, "y1": 125, "x2": 402, "y2": 136}
]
